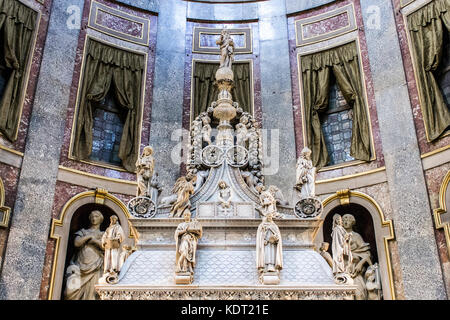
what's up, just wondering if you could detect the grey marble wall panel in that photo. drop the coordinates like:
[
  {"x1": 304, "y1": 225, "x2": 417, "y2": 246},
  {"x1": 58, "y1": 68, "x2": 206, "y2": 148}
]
[
  {"x1": 187, "y1": 2, "x2": 258, "y2": 21},
  {"x1": 0, "y1": 0, "x2": 85, "y2": 299},
  {"x1": 285, "y1": 0, "x2": 336, "y2": 15},
  {"x1": 115, "y1": 0, "x2": 159, "y2": 13},
  {"x1": 149, "y1": 0, "x2": 187, "y2": 196},
  {"x1": 361, "y1": 0, "x2": 446, "y2": 299},
  {"x1": 258, "y1": 0, "x2": 296, "y2": 203}
]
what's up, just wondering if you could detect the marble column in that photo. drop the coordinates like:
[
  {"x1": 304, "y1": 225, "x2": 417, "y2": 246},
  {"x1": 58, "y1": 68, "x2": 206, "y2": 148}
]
[
  {"x1": 149, "y1": 0, "x2": 187, "y2": 194},
  {"x1": 258, "y1": 0, "x2": 296, "y2": 202},
  {"x1": 0, "y1": 0, "x2": 85, "y2": 299},
  {"x1": 361, "y1": 0, "x2": 446, "y2": 299}
]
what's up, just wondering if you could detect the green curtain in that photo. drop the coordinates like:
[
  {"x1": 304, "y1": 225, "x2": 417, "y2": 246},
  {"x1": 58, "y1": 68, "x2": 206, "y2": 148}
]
[
  {"x1": 72, "y1": 39, "x2": 145, "y2": 172},
  {"x1": 192, "y1": 62, "x2": 251, "y2": 118},
  {"x1": 408, "y1": 0, "x2": 450, "y2": 141},
  {"x1": 301, "y1": 42, "x2": 372, "y2": 169},
  {"x1": 0, "y1": 0, "x2": 37, "y2": 141}
]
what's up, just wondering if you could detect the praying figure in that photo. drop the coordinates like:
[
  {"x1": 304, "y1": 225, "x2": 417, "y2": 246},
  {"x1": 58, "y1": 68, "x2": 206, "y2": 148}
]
[
  {"x1": 174, "y1": 211, "x2": 203, "y2": 277},
  {"x1": 256, "y1": 212, "x2": 283, "y2": 277},
  {"x1": 100, "y1": 215, "x2": 125, "y2": 284},
  {"x1": 295, "y1": 147, "x2": 316, "y2": 198},
  {"x1": 216, "y1": 29, "x2": 235, "y2": 69},
  {"x1": 135, "y1": 146, "x2": 155, "y2": 197}
]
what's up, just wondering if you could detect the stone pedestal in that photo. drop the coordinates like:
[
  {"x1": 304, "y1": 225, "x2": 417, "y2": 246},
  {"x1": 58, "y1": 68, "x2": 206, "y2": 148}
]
[
  {"x1": 175, "y1": 272, "x2": 193, "y2": 285},
  {"x1": 260, "y1": 271, "x2": 280, "y2": 285}
]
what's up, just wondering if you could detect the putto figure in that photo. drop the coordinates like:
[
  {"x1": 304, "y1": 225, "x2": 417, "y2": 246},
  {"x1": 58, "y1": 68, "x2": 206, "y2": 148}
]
[
  {"x1": 295, "y1": 147, "x2": 316, "y2": 198},
  {"x1": 174, "y1": 211, "x2": 203, "y2": 284},
  {"x1": 100, "y1": 215, "x2": 125, "y2": 284},
  {"x1": 170, "y1": 174, "x2": 197, "y2": 218},
  {"x1": 64, "y1": 210, "x2": 104, "y2": 300},
  {"x1": 216, "y1": 29, "x2": 235, "y2": 69},
  {"x1": 135, "y1": 146, "x2": 155, "y2": 197}
]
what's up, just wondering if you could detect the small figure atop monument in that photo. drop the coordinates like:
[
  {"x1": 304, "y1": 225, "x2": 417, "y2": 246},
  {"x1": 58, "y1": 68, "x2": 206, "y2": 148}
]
[
  {"x1": 136, "y1": 146, "x2": 155, "y2": 197},
  {"x1": 295, "y1": 147, "x2": 316, "y2": 198},
  {"x1": 216, "y1": 29, "x2": 235, "y2": 69}
]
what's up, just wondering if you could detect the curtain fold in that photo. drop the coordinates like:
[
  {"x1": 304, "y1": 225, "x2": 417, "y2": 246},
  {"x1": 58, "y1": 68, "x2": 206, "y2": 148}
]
[
  {"x1": 72, "y1": 40, "x2": 144, "y2": 172},
  {"x1": 0, "y1": 0, "x2": 37, "y2": 141},
  {"x1": 192, "y1": 62, "x2": 252, "y2": 118},
  {"x1": 301, "y1": 42, "x2": 372, "y2": 168},
  {"x1": 408, "y1": 0, "x2": 450, "y2": 141}
]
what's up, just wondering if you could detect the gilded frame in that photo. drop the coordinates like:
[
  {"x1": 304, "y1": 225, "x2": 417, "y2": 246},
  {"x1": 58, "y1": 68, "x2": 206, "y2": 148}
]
[
  {"x1": 318, "y1": 190, "x2": 396, "y2": 300},
  {"x1": 433, "y1": 170, "x2": 450, "y2": 258},
  {"x1": 294, "y1": 3, "x2": 357, "y2": 47},
  {"x1": 189, "y1": 58, "x2": 255, "y2": 126},
  {"x1": 67, "y1": 35, "x2": 148, "y2": 173},
  {"x1": 88, "y1": 0, "x2": 150, "y2": 46},
  {"x1": 296, "y1": 37, "x2": 377, "y2": 172},
  {"x1": 48, "y1": 189, "x2": 137, "y2": 300},
  {"x1": 0, "y1": 1, "x2": 42, "y2": 142},
  {"x1": 0, "y1": 178, "x2": 11, "y2": 228},
  {"x1": 401, "y1": 0, "x2": 450, "y2": 142}
]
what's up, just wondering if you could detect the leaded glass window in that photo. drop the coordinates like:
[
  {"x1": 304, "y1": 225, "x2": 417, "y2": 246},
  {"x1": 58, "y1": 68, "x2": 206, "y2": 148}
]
[
  {"x1": 320, "y1": 77, "x2": 354, "y2": 166},
  {"x1": 89, "y1": 90, "x2": 124, "y2": 166},
  {"x1": 437, "y1": 31, "x2": 450, "y2": 109}
]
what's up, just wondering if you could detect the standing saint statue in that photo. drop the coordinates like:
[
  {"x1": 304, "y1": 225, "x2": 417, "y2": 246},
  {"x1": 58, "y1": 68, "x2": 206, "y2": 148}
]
[
  {"x1": 216, "y1": 29, "x2": 235, "y2": 69},
  {"x1": 170, "y1": 174, "x2": 197, "y2": 218},
  {"x1": 342, "y1": 213, "x2": 373, "y2": 300},
  {"x1": 174, "y1": 211, "x2": 203, "y2": 282},
  {"x1": 331, "y1": 214, "x2": 352, "y2": 276},
  {"x1": 135, "y1": 146, "x2": 155, "y2": 197},
  {"x1": 64, "y1": 210, "x2": 104, "y2": 300},
  {"x1": 100, "y1": 215, "x2": 125, "y2": 284},
  {"x1": 295, "y1": 147, "x2": 316, "y2": 198},
  {"x1": 256, "y1": 212, "x2": 283, "y2": 280},
  {"x1": 236, "y1": 114, "x2": 249, "y2": 147}
]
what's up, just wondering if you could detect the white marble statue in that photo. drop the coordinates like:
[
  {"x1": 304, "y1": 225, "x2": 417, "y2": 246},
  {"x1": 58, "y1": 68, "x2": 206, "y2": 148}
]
[
  {"x1": 135, "y1": 146, "x2": 155, "y2": 197},
  {"x1": 216, "y1": 29, "x2": 235, "y2": 69},
  {"x1": 258, "y1": 186, "x2": 282, "y2": 219},
  {"x1": 256, "y1": 212, "x2": 283, "y2": 276},
  {"x1": 100, "y1": 215, "x2": 125, "y2": 283},
  {"x1": 217, "y1": 180, "x2": 233, "y2": 216},
  {"x1": 319, "y1": 242, "x2": 333, "y2": 267},
  {"x1": 64, "y1": 210, "x2": 104, "y2": 300},
  {"x1": 365, "y1": 263, "x2": 382, "y2": 300},
  {"x1": 295, "y1": 147, "x2": 316, "y2": 198},
  {"x1": 175, "y1": 211, "x2": 203, "y2": 276},
  {"x1": 119, "y1": 245, "x2": 135, "y2": 270},
  {"x1": 170, "y1": 174, "x2": 197, "y2": 218},
  {"x1": 201, "y1": 115, "x2": 212, "y2": 146},
  {"x1": 236, "y1": 114, "x2": 249, "y2": 147},
  {"x1": 331, "y1": 214, "x2": 352, "y2": 275}
]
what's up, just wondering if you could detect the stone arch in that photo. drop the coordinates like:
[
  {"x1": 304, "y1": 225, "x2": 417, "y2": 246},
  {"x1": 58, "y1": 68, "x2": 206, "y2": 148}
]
[
  {"x1": 315, "y1": 189, "x2": 395, "y2": 300},
  {"x1": 434, "y1": 170, "x2": 450, "y2": 258},
  {"x1": 48, "y1": 188, "x2": 136, "y2": 300}
]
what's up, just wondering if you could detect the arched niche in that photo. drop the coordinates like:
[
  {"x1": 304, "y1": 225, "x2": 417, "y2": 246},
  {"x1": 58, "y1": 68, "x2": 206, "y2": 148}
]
[
  {"x1": 315, "y1": 189, "x2": 395, "y2": 300},
  {"x1": 434, "y1": 170, "x2": 450, "y2": 258},
  {"x1": 48, "y1": 189, "x2": 136, "y2": 300}
]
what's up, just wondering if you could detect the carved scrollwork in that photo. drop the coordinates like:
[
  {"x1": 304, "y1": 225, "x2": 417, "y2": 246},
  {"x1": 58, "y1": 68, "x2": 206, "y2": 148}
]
[
  {"x1": 226, "y1": 145, "x2": 248, "y2": 167},
  {"x1": 294, "y1": 197, "x2": 322, "y2": 219},
  {"x1": 201, "y1": 145, "x2": 224, "y2": 167}
]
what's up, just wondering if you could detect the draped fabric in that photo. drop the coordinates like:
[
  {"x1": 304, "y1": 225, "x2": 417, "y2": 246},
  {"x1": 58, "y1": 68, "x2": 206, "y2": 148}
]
[
  {"x1": 301, "y1": 42, "x2": 372, "y2": 169},
  {"x1": 73, "y1": 39, "x2": 145, "y2": 172},
  {"x1": 0, "y1": 0, "x2": 37, "y2": 141},
  {"x1": 192, "y1": 62, "x2": 252, "y2": 118},
  {"x1": 408, "y1": 0, "x2": 450, "y2": 141}
]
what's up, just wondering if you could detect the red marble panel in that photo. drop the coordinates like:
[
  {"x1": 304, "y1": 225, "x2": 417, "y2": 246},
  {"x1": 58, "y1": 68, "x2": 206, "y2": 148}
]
[
  {"x1": 95, "y1": 8, "x2": 144, "y2": 38},
  {"x1": 392, "y1": 0, "x2": 450, "y2": 155},
  {"x1": 288, "y1": 0, "x2": 385, "y2": 175},
  {"x1": 59, "y1": 0, "x2": 157, "y2": 183},
  {"x1": 302, "y1": 12, "x2": 350, "y2": 39}
]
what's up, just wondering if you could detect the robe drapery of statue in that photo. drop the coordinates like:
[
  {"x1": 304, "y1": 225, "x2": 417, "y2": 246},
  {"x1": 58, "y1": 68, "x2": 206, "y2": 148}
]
[
  {"x1": 101, "y1": 215, "x2": 125, "y2": 282},
  {"x1": 135, "y1": 146, "x2": 155, "y2": 197},
  {"x1": 295, "y1": 147, "x2": 316, "y2": 198},
  {"x1": 64, "y1": 210, "x2": 104, "y2": 300},
  {"x1": 256, "y1": 214, "x2": 283, "y2": 274},
  {"x1": 175, "y1": 212, "x2": 203, "y2": 274},
  {"x1": 170, "y1": 174, "x2": 197, "y2": 218},
  {"x1": 331, "y1": 214, "x2": 352, "y2": 275},
  {"x1": 216, "y1": 29, "x2": 235, "y2": 69}
]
